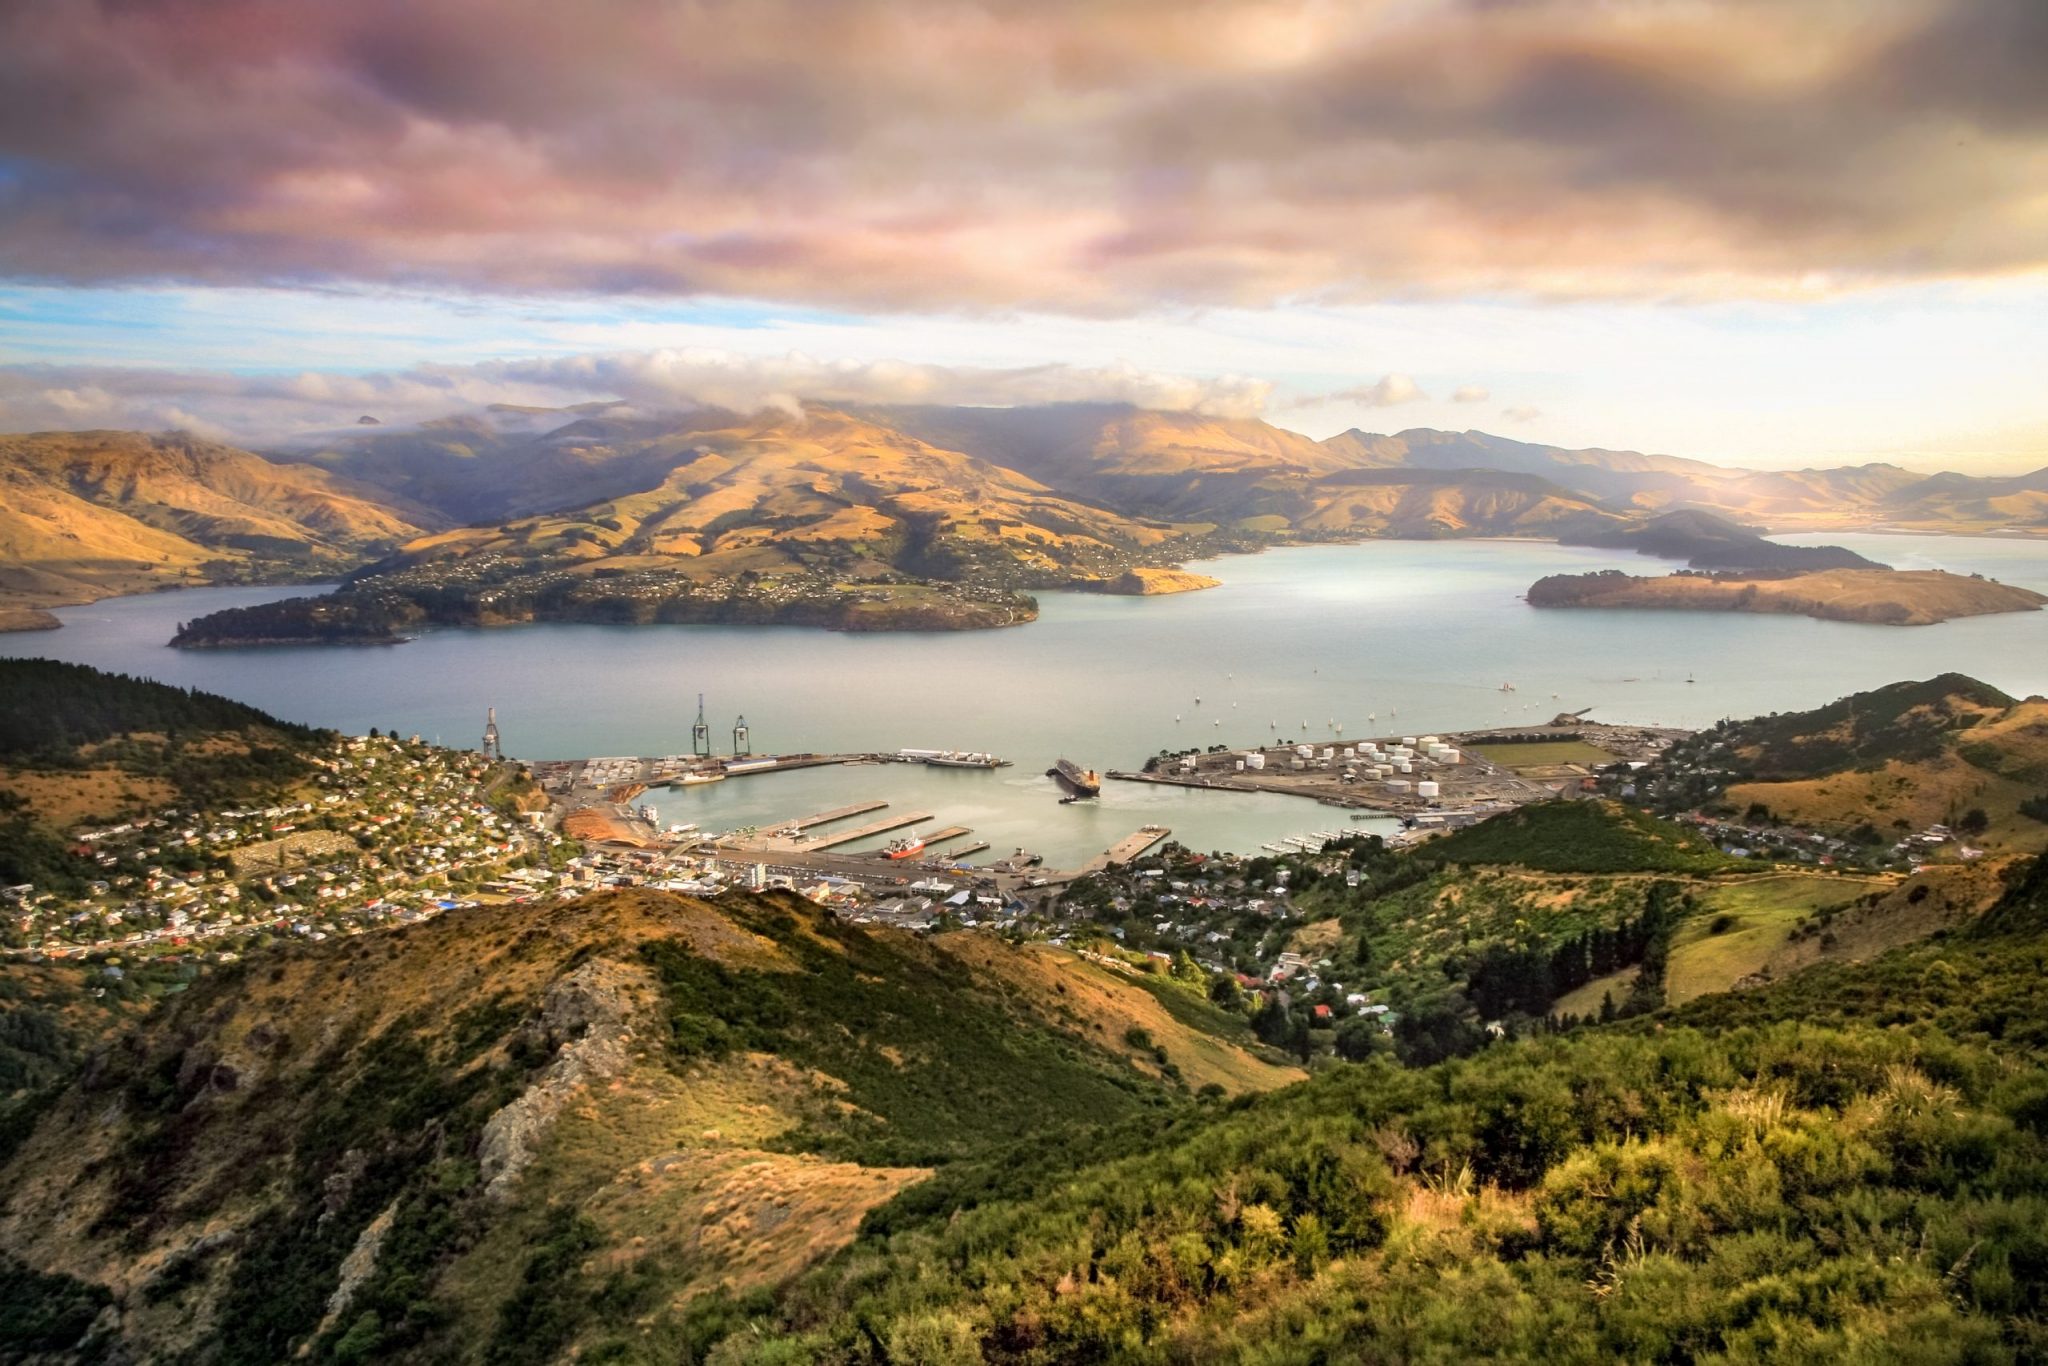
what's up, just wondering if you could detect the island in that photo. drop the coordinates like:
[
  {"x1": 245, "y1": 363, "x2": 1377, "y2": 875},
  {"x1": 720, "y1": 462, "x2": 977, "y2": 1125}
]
[
  {"x1": 1526, "y1": 567, "x2": 2048, "y2": 626},
  {"x1": 168, "y1": 563, "x2": 1042, "y2": 646}
]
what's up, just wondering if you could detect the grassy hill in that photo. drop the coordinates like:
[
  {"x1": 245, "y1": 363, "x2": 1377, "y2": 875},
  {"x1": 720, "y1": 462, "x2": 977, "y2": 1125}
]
[
  {"x1": 1418, "y1": 799, "x2": 1735, "y2": 875},
  {"x1": 639, "y1": 859, "x2": 2048, "y2": 1361},
  {"x1": 0, "y1": 431, "x2": 433, "y2": 617},
  {"x1": 1651, "y1": 675, "x2": 2048, "y2": 856},
  {"x1": 0, "y1": 659, "x2": 330, "y2": 894},
  {"x1": 0, "y1": 888, "x2": 1298, "y2": 1363}
]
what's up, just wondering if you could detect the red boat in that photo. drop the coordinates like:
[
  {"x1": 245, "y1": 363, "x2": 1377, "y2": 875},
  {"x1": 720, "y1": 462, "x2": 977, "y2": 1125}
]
[{"x1": 884, "y1": 834, "x2": 927, "y2": 860}]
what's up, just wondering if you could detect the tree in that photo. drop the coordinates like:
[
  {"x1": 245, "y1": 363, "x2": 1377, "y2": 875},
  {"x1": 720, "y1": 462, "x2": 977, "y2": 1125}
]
[
  {"x1": 1958, "y1": 807, "x2": 1990, "y2": 835},
  {"x1": 1333, "y1": 1015, "x2": 1384, "y2": 1061}
]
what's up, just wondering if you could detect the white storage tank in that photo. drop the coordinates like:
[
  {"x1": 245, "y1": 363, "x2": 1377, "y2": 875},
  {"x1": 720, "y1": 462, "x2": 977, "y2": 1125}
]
[
  {"x1": 1385, "y1": 779, "x2": 1411, "y2": 793},
  {"x1": 1402, "y1": 736, "x2": 1417, "y2": 747},
  {"x1": 1416, "y1": 780, "x2": 1441, "y2": 799},
  {"x1": 1235, "y1": 760, "x2": 1246, "y2": 772},
  {"x1": 1396, "y1": 761, "x2": 1413, "y2": 773},
  {"x1": 1320, "y1": 748, "x2": 1335, "y2": 761},
  {"x1": 1245, "y1": 752, "x2": 1266, "y2": 770},
  {"x1": 1342, "y1": 747, "x2": 1356, "y2": 760},
  {"x1": 1439, "y1": 748, "x2": 1460, "y2": 764},
  {"x1": 1420, "y1": 736, "x2": 1440, "y2": 746},
  {"x1": 1296, "y1": 744, "x2": 1314, "y2": 759},
  {"x1": 1291, "y1": 757, "x2": 1307, "y2": 770}
]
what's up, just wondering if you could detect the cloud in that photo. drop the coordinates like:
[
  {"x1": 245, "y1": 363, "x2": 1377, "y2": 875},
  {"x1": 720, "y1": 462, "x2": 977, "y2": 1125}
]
[
  {"x1": 1, "y1": 1, "x2": 2044, "y2": 313},
  {"x1": 0, "y1": 351, "x2": 1272, "y2": 440},
  {"x1": 1501, "y1": 405, "x2": 1542, "y2": 424},
  {"x1": 1451, "y1": 384, "x2": 1490, "y2": 403},
  {"x1": 1295, "y1": 374, "x2": 1426, "y2": 409}
]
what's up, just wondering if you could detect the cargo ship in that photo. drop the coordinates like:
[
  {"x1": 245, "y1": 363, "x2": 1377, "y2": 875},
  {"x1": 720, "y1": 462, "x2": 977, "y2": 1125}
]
[
  {"x1": 674, "y1": 771, "x2": 726, "y2": 787},
  {"x1": 1049, "y1": 757, "x2": 1101, "y2": 798},
  {"x1": 883, "y1": 833, "x2": 927, "y2": 860}
]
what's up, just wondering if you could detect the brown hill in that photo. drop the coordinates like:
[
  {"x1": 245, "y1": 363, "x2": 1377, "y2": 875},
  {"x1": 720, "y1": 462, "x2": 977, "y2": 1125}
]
[
  {"x1": 0, "y1": 431, "x2": 435, "y2": 616},
  {"x1": 876, "y1": 404, "x2": 1622, "y2": 535},
  {"x1": 1528, "y1": 567, "x2": 2048, "y2": 625},
  {"x1": 0, "y1": 887, "x2": 1294, "y2": 1362},
  {"x1": 365, "y1": 406, "x2": 1190, "y2": 586}
]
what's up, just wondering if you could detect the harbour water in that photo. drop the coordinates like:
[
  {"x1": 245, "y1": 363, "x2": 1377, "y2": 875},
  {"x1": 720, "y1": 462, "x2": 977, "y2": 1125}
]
[{"x1": 7, "y1": 534, "x2": 2045, "y2": 865}]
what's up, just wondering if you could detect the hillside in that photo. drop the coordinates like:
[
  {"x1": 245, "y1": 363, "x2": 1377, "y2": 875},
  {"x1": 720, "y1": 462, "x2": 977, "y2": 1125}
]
[
  {"x1": 1322, "y1": 427, "x2": 2048, "y2": 534},
  {"x1": 1416, "y1": 799, "x2": 1734, "y2": 875},
  {"x1": 1646, "y1": 674, "x2": 2048, "y2": 855},
  {"x1": 8, "y1": 405, "x2": 2042, "y2": 642},
  {"x1": 1527, "y1": 566, "x2": 2048, "y2": 625},
  {"x1": 173, "y1": 407, "x2": 1228, "y2": 642},
  {"x1": 881, "y1": 404, "x2": 1624, "y2": 536},
  {"x1": 0, "y1": 431, "x2": 435, "y2": 622},
  {"x1": 1558, "y1": 508, "x2": 1878, "y2": 571},
  {"x1": 0, "y1": 659, "x2": 332, "y2": 895},
  {"x1": 0, "y1": 887, "x2": 1296, "y2": 1363},
  {"x1": 712, "y1": 858, "x2": 2048, "y2": 1362}
]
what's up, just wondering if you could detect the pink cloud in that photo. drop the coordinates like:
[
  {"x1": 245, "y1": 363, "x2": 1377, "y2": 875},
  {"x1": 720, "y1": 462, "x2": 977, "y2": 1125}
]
[{"x1": 1, "y1": 0, "x2": 2043, "y2": 312}]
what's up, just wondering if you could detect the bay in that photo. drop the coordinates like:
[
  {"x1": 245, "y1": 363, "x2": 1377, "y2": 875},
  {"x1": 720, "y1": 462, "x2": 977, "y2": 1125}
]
[{"x1": 6, "y1": 534, "x2": 2043, "y2": 865}]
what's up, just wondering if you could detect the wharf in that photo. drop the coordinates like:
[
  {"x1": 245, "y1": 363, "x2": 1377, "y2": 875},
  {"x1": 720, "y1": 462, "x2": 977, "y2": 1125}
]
[
  {"x1": 1080, "y1": 826, "x2": 1172, "y2": 874},
  {"x1": 780, "y1": 801, "x2": 887, "y2": 832},
  {"x1": 1031, "y1": 827, "x2": 1174, "y2": 887},
  {"x1": 783, "y1": 810, "x2": 933, "y2": 851},
  {"x1": 919, "y1": 825, "x2": 973, "y2": 848}
]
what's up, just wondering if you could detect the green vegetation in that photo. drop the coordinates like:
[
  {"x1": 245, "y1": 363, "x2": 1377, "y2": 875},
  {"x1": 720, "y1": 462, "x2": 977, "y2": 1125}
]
[
  {"x1": 0, "y1": 661, "x2": 329, "y2": 888},
  {"x1": 1418, "y1": 799, "x2": 1734, "y2": 874},
  {"x1": 651, "y1": 856, "x2": 2048, "y2": 1362},
  {"x1": 638, "y1": 898, "x2": 1174, "y2": 1167},
  {"x1": 0, "y1": 657, "x2": 323, "y2": 762},
  {"x1": 1704, "y1": 673, "x2": 2013, "y2": 781}
]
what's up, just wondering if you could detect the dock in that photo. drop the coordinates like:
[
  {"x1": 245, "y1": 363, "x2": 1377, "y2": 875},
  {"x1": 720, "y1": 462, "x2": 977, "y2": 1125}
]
[
  {"x1": 919, "y1": 825, "x2": 973, "y2": 847},
  {"x1": 796, "y1": 810, "x2": 934, "y2": 850},
  {"x1": 780, "y1": 801, "x2": 888, "y2": 832},
  {"x1": 1071, "y1": 826, "x2": 1172, "y2": 877}
]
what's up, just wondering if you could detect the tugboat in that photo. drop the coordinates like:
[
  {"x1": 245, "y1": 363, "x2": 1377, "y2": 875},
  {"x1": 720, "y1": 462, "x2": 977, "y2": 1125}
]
[
  {"x1": 883, "y1": 832, "x2": 927, "y2": 860},
  {"x1": 1049, "y1": 757, "x2": 1102, "y2": 798}
]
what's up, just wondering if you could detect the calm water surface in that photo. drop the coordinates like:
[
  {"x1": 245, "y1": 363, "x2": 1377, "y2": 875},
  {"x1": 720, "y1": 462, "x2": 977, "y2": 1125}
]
[{"x1": 8, "y1": 535, "x2": 2044, "y2": 864}]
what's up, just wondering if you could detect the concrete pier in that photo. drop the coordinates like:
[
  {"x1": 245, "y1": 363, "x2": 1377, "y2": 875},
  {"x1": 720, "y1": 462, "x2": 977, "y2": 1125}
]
[
  {"x1": 781, "y1": 801, "x2": 887, "y2": 832},
  {"x1": 1059, "y1": 826, "x2": 1171, "y2": 879},
  {"x1": 796, "y1": 810, "x2": 934, "y2": 850}
]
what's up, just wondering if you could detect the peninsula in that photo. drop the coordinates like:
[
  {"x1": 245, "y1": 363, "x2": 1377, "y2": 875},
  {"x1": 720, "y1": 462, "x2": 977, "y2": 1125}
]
[{"x1": 1527, "y1": 567, "x2": 2048, "y2": 626}]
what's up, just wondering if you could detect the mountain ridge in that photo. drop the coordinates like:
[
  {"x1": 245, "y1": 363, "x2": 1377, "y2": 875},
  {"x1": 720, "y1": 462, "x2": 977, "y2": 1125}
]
[{"x1": 5, "y1": 404, "x2": 2042, "y2": 637}]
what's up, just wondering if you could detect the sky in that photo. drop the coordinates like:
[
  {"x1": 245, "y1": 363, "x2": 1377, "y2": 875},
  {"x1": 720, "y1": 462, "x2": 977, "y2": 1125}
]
[{"x1": 1, "y1": 0, "x2": 2045, "y2": 472}]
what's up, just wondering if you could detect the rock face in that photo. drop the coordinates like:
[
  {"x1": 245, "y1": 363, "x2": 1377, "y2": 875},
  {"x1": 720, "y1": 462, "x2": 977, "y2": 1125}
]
[
  {"x1": 1527, "y1": 568, "x2": 2048, "y2": 626},
  {"x1": 477, "y1": 958, "x2": 652, "y2": 1200},
  {"x1": 318, "y1": 1199, "x2": 399, "y2": 1335}
]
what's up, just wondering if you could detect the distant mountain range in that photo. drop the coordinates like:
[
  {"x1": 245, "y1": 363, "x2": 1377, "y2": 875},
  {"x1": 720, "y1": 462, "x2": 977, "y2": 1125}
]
[{"x1": 1, "y1": 403, "x2": 2042, "y2": 635}]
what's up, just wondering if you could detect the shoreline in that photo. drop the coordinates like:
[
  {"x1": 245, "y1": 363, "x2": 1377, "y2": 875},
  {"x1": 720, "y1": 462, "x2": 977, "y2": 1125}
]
[{"x1": 19, "y1": 522, "x2": 2046, "y2": 642}]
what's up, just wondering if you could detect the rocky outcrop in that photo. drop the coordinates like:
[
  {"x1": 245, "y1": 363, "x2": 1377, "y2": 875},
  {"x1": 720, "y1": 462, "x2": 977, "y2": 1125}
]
[
  {"x1": 316, "y1": 1199, "x2": 398, "y2": 1337},
  {"x1": 476, "y1": 958, "x2": 652, "y2": 1200}
]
